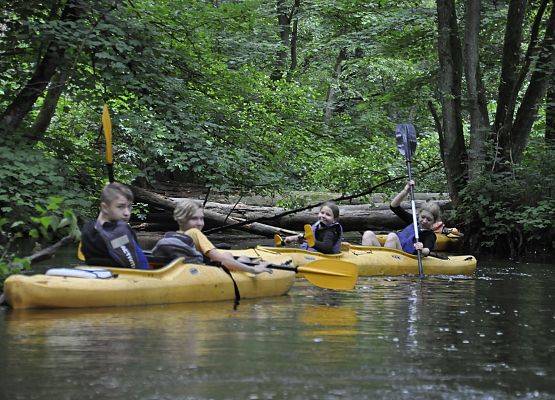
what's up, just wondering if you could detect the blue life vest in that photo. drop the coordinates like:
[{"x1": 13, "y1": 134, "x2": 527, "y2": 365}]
[
  {"x1": 300, "y1": 221, "x2": 343, "y2": 254},
  {"x1": 397, "y1": 224, "x2": 418, "y2": 254},
  {"x1": 94, "y1": 220, "x2": 149, "y2": 269},
  {"x1": 152, "y1": 232, "x2": 205, "y2": 264}
]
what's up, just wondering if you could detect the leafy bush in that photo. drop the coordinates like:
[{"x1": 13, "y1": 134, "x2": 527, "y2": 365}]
[
  {"x1": 1, "y1": 196, "x2": 81, "y2": 291},
  {"x1": 0, "y1": 139, "x2": 93, "y2": 223},
  {"x1": 456, "y1": 143, "x2": 555, "y2": 257}
]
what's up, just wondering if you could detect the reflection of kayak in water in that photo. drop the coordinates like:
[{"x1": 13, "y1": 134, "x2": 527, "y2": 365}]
[
  {"x1": 230, "y1": 245, "x2": 477, "y2": 277},
  {"x1": 3, "y1": 256, "x2": 295, "y2": 310}
]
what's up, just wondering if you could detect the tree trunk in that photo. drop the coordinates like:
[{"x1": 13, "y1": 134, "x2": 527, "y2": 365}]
[
  {"x1": 271, "y1": 0, "x2": 291, "y2": 81},
  {"x1": 547, "y1": 72, "x2": 555, "y2": 144},
  {"x1": 323, "y1": 47, "x2": 347, "y2": 126},
  {"x1": 436, "y1": 0, "x2": 467, "y2": 204},
  {"x1": 492, "y1": 0, "x2": 527, "y2": 167},
  {"x1": 131, "y1": 185, "x2": 453, "y2": 233},
  {"x1": 0, "y1": 1, "x2": 81, "y2": 136},
  {"x1": 464, "y1": 0, "x2": 489, "y2": 180},
  {"x1": 508, "y1": 4, "x2": 555, "y2": 162},
  {"x1": 289, "y1": 15, "x2": 299, "y2": 74},
  {"x1": 25, "y1": 68, "x2": 69, "y2": 141}
]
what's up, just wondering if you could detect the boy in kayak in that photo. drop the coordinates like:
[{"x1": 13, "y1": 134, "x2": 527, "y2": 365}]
[
  {"x1": 152, "y1": 199, "x2": 272, "y2": 274},
  {"x1": 81, "y1": 182, "x2": 149, "y2": 269},
  {"x1": 361, "y1": 181, "x2": 440, "y2": 256},
  {"x1": 283, "y1": 202, "x2": 343, "y2": 254}
]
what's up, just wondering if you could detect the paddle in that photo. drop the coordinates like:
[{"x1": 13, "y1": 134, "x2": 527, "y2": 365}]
[
  {"x1": 395, "y1": 123, "x2": 424, "y2": 278},
  {"x1": 102, "y1": 104, "x2": 114, "y2": 183},
  {"x1": 274, "y1": 224, "x2": 315, "y2": 248},
  {"x1": 77, "y1": 104, "x2": 114, "y2": 262},
  {"x1": 267, "y1": 259, "x2": 358, "y2": 291}
]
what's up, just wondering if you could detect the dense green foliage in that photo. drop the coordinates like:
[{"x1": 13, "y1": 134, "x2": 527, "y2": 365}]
[
  {"x1": 0, "y1": 0, "x2": 553, "y2": 262},
  {"x1": 456, "y1": 140, "x2": 555, "y2": 256},
  {"x1": 0, "y1": 197, "x2": 81, "y2": 290}
]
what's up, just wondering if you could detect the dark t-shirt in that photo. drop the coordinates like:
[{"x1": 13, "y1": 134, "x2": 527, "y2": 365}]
[
  {"x1": 391, "y1": 206, "x2": 436, "y2": 251},
  {"x1": 81, "y1": 220, "x2": 141, "y2": 266}
]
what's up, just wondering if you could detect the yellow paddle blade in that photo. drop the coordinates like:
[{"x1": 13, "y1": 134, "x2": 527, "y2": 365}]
[
  {"x1": 304, "y1": 224, "x2": 315, "y2": 248},
  {"x1": 77, "y1": 241, "x2": 85, "y2": 261},
  {"x1": 274, "y1": 234, "x2": 283, "y2": 247},
  {"x1": 298, "y1": 259, "x2": 358, "y2": 291},
  {"x1": 102, "y1": 104, "x2": 113, "y2": 164}
]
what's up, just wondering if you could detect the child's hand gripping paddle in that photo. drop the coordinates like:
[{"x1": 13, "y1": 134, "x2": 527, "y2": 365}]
[{"x1": 274, "y1": 224, "x2": 316, "y2": 248}]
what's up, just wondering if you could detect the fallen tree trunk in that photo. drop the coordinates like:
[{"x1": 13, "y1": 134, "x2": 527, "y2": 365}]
[
  {"x1": 131, "y1": 185, "x2": 301, "y2": 237},
  {"x1": 131, "y1": 185, "x2": 453, "y2": 234},
  {"x1": 26, "y1": 235, "x2": 76, "y2": 264}
]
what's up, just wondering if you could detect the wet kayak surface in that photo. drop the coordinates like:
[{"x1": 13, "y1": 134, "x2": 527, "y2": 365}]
[{"x1": 0, "y1": 248, "x2": 553, "y2": 399}]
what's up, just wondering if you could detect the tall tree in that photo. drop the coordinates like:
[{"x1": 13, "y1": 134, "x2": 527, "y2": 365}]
[
  {"x1": 0, "y1": 0, "x2": 83, "y2": 136},
  {"x1": 464, "y1": 0, "x2": 489, "y2": 179},
  {"x1": 436, "y1": 0, "x2": 466, "y2": 203}
]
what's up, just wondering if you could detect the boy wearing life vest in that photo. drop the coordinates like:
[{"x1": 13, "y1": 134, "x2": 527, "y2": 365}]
[
  {"x1": 152, "y1": 199, "x2": 272, "y2": 274},
  {"x1": 362, "y1": 181, "x2": 440, "y2": 256},
  {"x1": 81, "y1": 183, "x2": 149, "y2": 269}
]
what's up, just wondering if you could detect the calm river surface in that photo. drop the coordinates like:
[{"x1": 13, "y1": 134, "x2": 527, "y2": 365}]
[{"x1": 0, "y1": 243, "x2": 553, "y2": 399}]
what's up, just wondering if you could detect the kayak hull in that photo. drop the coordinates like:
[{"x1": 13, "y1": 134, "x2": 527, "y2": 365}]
[
  {"x1": 377, "y1": 233, "x2": 461, "y2": 251},
  {"x1": 4, "y1": 257, "x2": 295, "y2": 310},
  {"x1": 230, "y1": 245, "x2": 476, "y2": 277}
]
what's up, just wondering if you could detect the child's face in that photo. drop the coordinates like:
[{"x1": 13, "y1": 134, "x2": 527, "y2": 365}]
[
  {"x1": 418, "y1": 210, "x2": 435, "y2": 230},
  {"x1": 180, "y1": 208, "x2": 205, "y2": 231},
  {"x1": 318, "y1": 206, "x2": 336, "y2": 225},
  {"x1": 101, "y1": 194, "x2": 132, "y2": 222}
]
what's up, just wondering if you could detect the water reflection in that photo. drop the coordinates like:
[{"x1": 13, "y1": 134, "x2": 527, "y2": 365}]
[{"x1": 1, "y1": 263, "x2": 554, "y2": 399}]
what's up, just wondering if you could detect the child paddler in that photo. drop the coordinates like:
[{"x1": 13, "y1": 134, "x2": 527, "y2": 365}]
[
  {"x1": 152, "y1": 199, "x2": 273, "y2": 274},
  {"x1": 81, "y1": 183, "x2": 149, "y2": 269},
  {"x1": 283, "y1": 202, "x2": 343, "y2": 254},
  {"x1": 362, "y1": 180, "x2": 440, "y2": 256}
]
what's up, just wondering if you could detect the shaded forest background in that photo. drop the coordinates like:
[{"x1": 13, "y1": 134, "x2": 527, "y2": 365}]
[{"x1": 0, "y1": 0, "x2": 553, "y2": 267}]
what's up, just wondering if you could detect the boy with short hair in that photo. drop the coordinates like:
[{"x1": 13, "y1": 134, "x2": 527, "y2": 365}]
[{"x1": 81, "y1": 182, "x2": 149, "y2": 269}]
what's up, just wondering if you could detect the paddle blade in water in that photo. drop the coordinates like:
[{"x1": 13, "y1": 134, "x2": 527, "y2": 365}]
[
  {"x1": 102, "y1": 104, "x2": 113, "y2": 164},
  {"x1": 274, "y1": 234, "x2": 283, "y2": 247},
  {"x1": 303, "y1": 224, "x2": 315, "y2": 248},
  {"x1": 298, "y1": 259, "x2": 358, "y2": 291},
  {"x1": 395, "y1": 123, "x2": 417, "y2": 160}
]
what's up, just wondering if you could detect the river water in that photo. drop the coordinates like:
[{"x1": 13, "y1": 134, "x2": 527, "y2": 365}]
[{"x1": 0, "y1": 243, "x2": 553, "y2": 399}]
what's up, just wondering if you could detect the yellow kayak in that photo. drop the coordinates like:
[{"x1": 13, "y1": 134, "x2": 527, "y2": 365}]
[
  {"x1": 3, "y1": 256, "x2": 295, "y2": 310},
  {"x1": 229, "y1": 244, "x2": 476, "y2": 277},
  {"x1": 376, "y1": 232, "x2": 461, "y2": 251}
]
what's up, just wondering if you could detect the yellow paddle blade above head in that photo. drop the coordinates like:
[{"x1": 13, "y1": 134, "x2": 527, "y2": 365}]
[
  {"x1": 102, "y1": 104, "x2": 113, "y2": 164},
  {"x1": 298, "y1": 259, "x2": 358, "y2": 291},
  {"x1": 303, "y1": 224, "x2": 315, "y2": 248}
]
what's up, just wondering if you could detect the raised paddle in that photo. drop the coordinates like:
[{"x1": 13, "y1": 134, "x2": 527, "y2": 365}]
[
  {"x1": 395, "y1": 123, "x2": 424, "y2": 278},
  {"x1": 102, "y1": 104, "x2": 115, "y2": 183},
  {"x1": 76, "y1": 105, "x2": 114, "y2": 262},
  {"x1": 267, "y1": 259, "x2": 358, "y2": 291},
  {"x1": 274, "y1": 224, "x2": 315, "y2": 247}
]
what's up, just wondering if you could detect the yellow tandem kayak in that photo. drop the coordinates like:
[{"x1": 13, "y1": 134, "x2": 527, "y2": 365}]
[
  {"x1": 3, "y1": 256, "x2": 295, "y2": 310},
  {"x1": 229, "y1": 245, "x2": 476, "y2": 277}
]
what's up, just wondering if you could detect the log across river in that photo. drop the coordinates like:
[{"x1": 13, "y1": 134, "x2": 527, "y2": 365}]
[{"x1": 130, "y1": 186, "x2": 452, "y2": 236}]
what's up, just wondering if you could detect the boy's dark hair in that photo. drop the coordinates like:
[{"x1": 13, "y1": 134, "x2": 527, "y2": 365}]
[
  {"x1": 322, "y1": 201, "x2": 340, "y2": 219},
  {"x1": 100, "y1": 183, "x2": 134, "y2": 204}
]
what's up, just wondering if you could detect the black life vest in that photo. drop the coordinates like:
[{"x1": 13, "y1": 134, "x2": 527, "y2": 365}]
[{"x1": 94, "y1": 220, "x2": 149, "y2": 269}]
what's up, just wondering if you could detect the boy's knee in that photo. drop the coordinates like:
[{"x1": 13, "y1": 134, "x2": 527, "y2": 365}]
[{"x1": 362, "y1": 230, "x2": 376, "y2": 239}]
